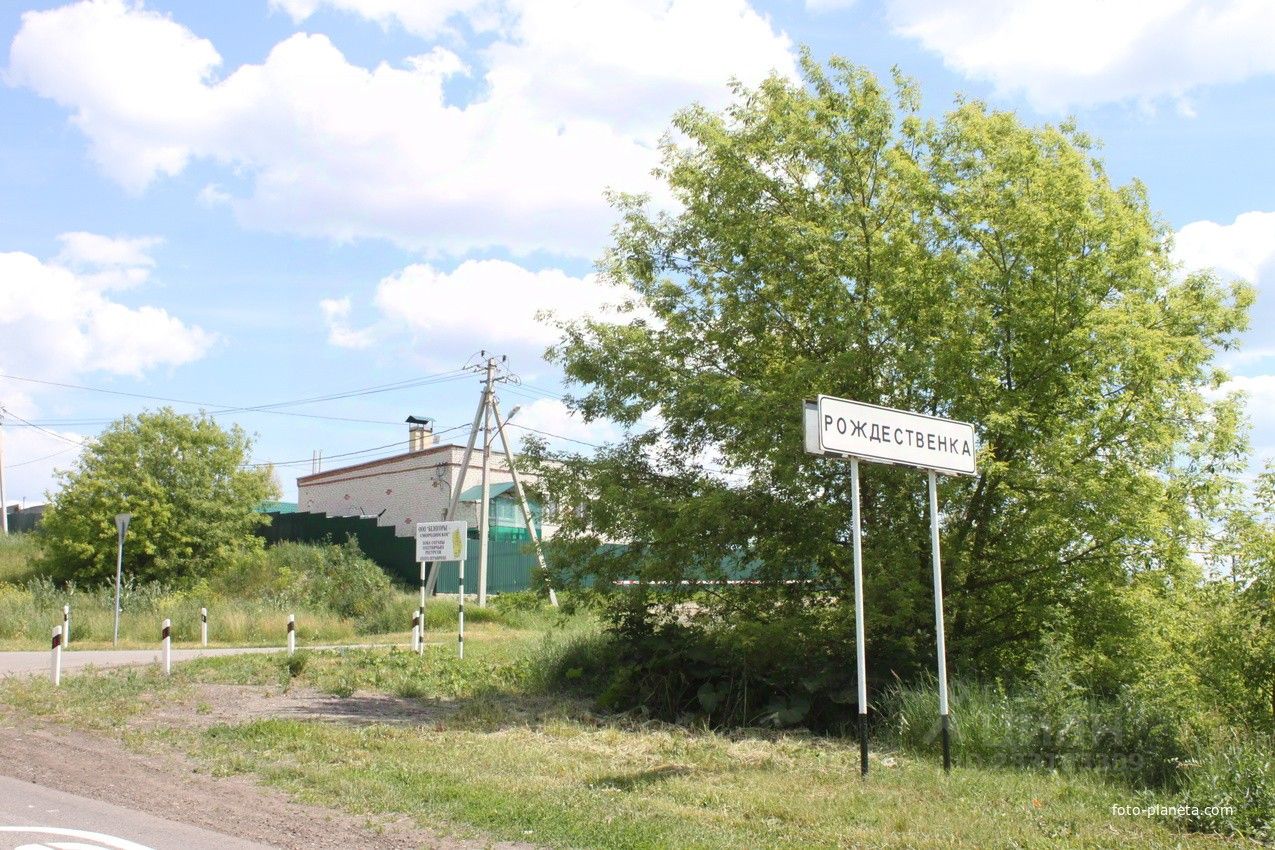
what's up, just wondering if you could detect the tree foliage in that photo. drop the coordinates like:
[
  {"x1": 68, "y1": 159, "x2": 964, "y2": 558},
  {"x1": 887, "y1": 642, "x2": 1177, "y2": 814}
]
[
  {"x1": 530, "y1": 55, "x2": 1253, "y2": 680},
  {"x1": 39, "y1": 408, "x2": 277, "y2": 585}
]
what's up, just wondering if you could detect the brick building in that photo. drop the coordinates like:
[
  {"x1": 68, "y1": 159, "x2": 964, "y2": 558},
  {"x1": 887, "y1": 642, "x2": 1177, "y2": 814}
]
[{"x1": 296, "y1": 418, "x2": 550, "y2": 542}]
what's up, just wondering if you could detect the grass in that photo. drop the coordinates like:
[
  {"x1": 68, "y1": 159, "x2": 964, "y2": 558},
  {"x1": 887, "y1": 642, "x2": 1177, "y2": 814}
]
[
  {"x1": 0, "y1": 535, "x2": 1255, "y2": 846},
  {"x1": 0, "y1": 533, "x2": 40, "y2": 584},
  {"x1": 0, "y1": 545, "x2": 568, "y2": 650},
  {"x1": 0, "y1": 634, "x2": 1250, "y2": 848},
  {"x1": 193, "y1": 718, "x2": 1237, "y2": 850}
]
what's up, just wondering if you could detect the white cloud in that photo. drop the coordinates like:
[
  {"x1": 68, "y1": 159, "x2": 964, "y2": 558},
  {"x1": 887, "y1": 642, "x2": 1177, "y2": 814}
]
[
  {"x1": 56, "y1": 231, "x2": 160, "y2": 270},
  {"x1": 9, "y1": 0, "x2": 795, "y2": 257},
  {"x1": 1175, "y1": 211, "x2": 1275, "y2": 286},
  {"x1": 509, "y1": 397, "x2": 626, "y2": 449},
  {"x1": 0, "y1": 246, "x2": 215, "y2": 378},
  {"x1": 886, "y1": 0, "x2": 1275, "y2": 112},
  {"x1": 363, "y1": 258, "x2": 634, "y2": 347},
  {"x1": 805, "y1": 0, "x2": 857, "y2": 11},
  {"x1": 269, "y1": 0, "x2": 487, "y2": 38},
  {"x1": 54, "y1": 231, "x2": 162, "y2": 291},
  {"x1": 320, "y1": 296, "x2": 377, "y2": 349}
]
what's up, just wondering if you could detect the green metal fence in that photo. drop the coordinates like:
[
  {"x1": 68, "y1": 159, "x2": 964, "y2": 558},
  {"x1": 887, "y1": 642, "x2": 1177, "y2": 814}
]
[{"x1": 259, "y1": 511, "x2": 541, "y2": 593}]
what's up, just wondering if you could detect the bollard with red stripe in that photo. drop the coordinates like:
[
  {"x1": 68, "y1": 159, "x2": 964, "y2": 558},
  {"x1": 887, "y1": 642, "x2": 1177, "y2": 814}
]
[
  {"x1": 161, "y1": 618, "x2": 171, "y2": 676},
  {"x1": 51, "y1": 625, "x2": 63, "y2": 686},
  {"x1": 287, "y1": 614, "x2": 296, "y2": 656}
]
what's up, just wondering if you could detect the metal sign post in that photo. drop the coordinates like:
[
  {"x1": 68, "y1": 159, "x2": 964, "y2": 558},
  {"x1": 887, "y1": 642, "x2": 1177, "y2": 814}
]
[
  {"x1": 806, "y1": 396, "x2": 976, "y2": 776},
  {"x1": 928, "y1": 470, "x2": 952, "y2": 772},
  {"x1": 417, "y1": 521, "x2": 468, "y2": 658},
  {"x1": 850, "y1": 457, "x2": 868, "y2": 777}
]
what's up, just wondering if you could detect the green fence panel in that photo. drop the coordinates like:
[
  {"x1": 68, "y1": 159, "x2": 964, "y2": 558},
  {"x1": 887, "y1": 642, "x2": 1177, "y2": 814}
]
[
  {"x1": 430, "y1": 539, "x2": 539, "y2": 594},
  {"x1": 8, "y1": 513, "x2": 42, "y2": 534},
  {"x1": 259, "y1": 511, "x2": 541, "y2": 593},
  {"x1": 258, "y1": 511, "x2": 419, "y2": 585}
]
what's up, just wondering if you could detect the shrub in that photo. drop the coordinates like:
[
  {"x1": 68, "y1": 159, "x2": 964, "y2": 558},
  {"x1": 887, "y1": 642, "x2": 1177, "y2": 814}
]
[
  {"x1": 548, "y1": 594, "x2": 858, "y2": 730},
  {"x1": 1176, "y1": 731, "x2": 1274, "y2": 843},
  {"x1": 211, "y1": 537, "x2": 395, "y2": 618}
]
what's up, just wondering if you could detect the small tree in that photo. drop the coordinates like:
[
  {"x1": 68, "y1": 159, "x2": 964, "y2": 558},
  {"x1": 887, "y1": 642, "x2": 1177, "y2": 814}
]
[{"x1": 39, "y1": 408, "x2": 277, "y2": 585}]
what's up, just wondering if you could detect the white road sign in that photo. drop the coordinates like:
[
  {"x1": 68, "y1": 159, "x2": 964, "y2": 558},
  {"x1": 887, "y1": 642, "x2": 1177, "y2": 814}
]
[
  {"x1": 416, "y1": 521, "x2": 468, "y2": 562},
  {"x1": 814, "y1": 395, "x2": 977, "y2": 476}
]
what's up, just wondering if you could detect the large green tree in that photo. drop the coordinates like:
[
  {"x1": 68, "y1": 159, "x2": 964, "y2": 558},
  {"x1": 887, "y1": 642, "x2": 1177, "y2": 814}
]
[
  {"x1": 40, "y1": 408, "x2": 277, "y2": 585},
  {"x1": 530, "y1": 55, "x2": 1253, "y2": 680}
]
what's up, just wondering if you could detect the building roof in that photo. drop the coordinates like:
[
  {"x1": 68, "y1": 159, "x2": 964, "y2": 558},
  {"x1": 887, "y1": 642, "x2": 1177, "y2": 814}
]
[
  {"x1": 457, "y1": 481, "x2": 518, "y2": 502},
  {"x1": 296, "y1": 442, "x2": 455, "y2": 485},
  {"x1": 257, "y1": 500, "x2": 299, "y2": 514}
]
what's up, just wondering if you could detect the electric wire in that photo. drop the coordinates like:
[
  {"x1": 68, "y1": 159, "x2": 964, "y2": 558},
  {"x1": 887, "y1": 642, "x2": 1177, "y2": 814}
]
[{"x1": 0, "y1": 369, "x2": 472, "y2": 426}]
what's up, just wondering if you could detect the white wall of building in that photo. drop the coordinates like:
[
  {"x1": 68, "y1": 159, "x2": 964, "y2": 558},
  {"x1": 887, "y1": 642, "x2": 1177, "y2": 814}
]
[{"x1": 297, "y1": 442, "x2": 534, "y2": 538}]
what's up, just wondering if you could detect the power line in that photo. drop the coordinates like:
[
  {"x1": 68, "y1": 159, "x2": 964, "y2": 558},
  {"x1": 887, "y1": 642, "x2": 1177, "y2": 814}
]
[
  {"x1": 0, "y1": 369, "x2": 473, "y2": 426},
  {"x1": 7, "y1": 445, "x2": 81, "y2": 469},
  {"x1": 0, "y1": 406, "x2": 89, "y2": 448},
  {"x1": 243, "y1": 420, "x2": 474, "y2": 469}
]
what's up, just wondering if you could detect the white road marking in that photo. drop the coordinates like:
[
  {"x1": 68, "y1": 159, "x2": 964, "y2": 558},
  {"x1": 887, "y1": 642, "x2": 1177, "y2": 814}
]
[{"x1": 0, "y1": 826, "x2": 154, "y2": 850}]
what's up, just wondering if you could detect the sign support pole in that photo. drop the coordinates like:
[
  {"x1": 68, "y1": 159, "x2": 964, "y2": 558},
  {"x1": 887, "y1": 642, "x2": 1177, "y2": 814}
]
[
  {"x1": 928, "y1": 469, "x2": 952, "y2": 774},
  {"x1": 850, "y1": 458, "x2": 869, "y2": 778}
]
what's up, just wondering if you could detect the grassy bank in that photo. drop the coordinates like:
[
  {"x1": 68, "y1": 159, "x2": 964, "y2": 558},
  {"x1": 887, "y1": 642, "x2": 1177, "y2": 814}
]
[{"x1": 0, "y1": 639, "x2": 1251, "y2": 848}]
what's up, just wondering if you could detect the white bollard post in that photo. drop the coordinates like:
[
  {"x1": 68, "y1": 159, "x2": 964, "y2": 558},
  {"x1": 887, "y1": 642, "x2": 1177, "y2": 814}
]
[
  {"x1": 411, "y1": 609, "x2": 420, "y2": 652},
  {"x1": 418, "y1": 606, "x2": 425, "y2": 656},
  {"x1": 161, "y1": 618, "x2": 171, "y2": 676},
  {"x1": 457, "y1": 565, "x2": 465, "y2": 660},
  {"x1": 287, "y1": 614, "x2": 296, "y2": 656},
  {"x1": 51, "y1": 626, "x2": 63, "y2": 686},
  {"x1": 63, "y1": 605, "x2": 70, "y2": 648},
  {"x1": 200, "y1": 607, "x2": 208, "y2": 647}
]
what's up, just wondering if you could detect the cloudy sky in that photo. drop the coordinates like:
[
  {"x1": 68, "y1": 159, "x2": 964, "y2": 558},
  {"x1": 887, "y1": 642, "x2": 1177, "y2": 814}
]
[{"x1": 2, "y1": 0, "x2": 1274, "y2": 506}]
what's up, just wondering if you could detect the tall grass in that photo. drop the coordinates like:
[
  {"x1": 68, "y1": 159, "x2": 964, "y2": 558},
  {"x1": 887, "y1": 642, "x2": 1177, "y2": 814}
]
[
  {"x1": 0, "y1": 535, "x2": 569, "y2": 649},
  {"x1": 0, "y1": 533, "x2": 40, "y2": 584}
]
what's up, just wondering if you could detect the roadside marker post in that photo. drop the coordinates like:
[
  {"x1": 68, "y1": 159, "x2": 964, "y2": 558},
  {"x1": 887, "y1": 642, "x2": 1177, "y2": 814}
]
[
  {"x1": 287, "y1": 614, "x2": 296, "y2": 656},
  {"x1": 161, "y1": 619, "x2": 171, "y2": 676},
  {"x1": 63, "y1": 605, "x2": 70, "y2": 648},
  {"x1": 200, "y1": 607, "x2": 208, "y2": 647},
  {"x1": 416, "y1": 521, "x2": 468, "y2": 659},
  {"x1": 51, "y1": 626, "x2": 62, "y2": 686},
  {"x1": 411, "y1": 609, "x2": 421, "y2": 652},
  {"x1": 805, "y1": 396, "x2": 977, "y2": 776}
]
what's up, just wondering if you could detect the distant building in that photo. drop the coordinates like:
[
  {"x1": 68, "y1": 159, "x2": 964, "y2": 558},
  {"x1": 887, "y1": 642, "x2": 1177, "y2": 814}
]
[
  {"x1": 4, "y1": 503, "x2": 47, "y2": 534},
  {"x1": 296, "y1": 418, "x2": 551, "y2": 542}
]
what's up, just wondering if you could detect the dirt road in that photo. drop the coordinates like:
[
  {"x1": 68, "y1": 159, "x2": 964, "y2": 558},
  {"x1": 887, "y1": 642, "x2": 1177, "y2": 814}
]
[
  {"x1": 0, "y1": 646, "x2": 283, "y2": 676},
  {"x1": 0, "y1": 683, "x2": 541, "y2": 850}
]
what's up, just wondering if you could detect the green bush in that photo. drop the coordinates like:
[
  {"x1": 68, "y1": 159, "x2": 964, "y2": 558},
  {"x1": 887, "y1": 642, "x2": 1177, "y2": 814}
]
[
  {"x1": 211, "y1": 537, "x2": 395, "y2": 618},
  {"x1": 547, "y1": 595, "x2": 858, "y2": 730},
  {"x1": 1175, "y1": 731, "x2": 1274, "y2": 842}
]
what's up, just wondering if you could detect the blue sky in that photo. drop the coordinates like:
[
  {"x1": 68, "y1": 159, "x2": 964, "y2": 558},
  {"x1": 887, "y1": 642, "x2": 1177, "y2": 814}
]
[{"x1": 2, "y1": 0, "x2": 1273, "y2": 506}]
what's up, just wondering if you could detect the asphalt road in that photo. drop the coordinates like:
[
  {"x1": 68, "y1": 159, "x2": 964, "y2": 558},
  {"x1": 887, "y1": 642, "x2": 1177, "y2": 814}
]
[
  {"x1": 0, "y1": 646, "x2": 285, "y2": 677},
  {"x1": 0, "y1": 775, "x2": 275, "y2": 849}
]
